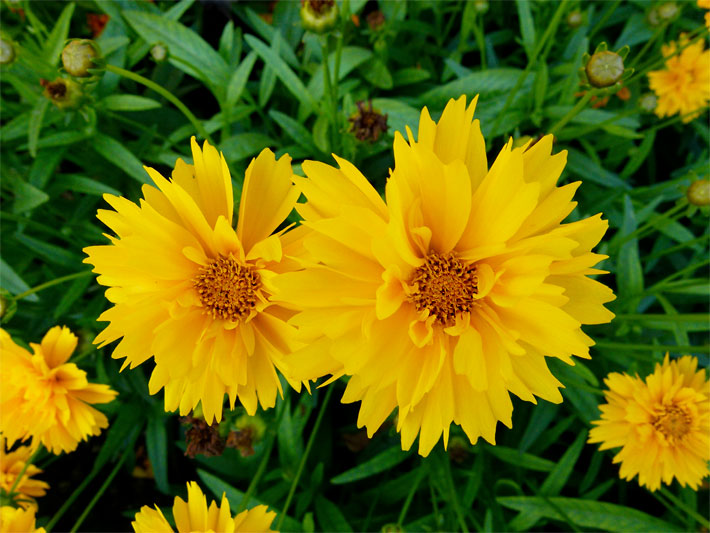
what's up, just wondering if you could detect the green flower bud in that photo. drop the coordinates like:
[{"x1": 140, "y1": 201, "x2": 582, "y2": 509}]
[
  {"x1": 585, "y1": 50, "x2": 625, "y2": 88},
  {"x1": 62, "y1": 39, "x2": 99, "y2": 77},
  {"x1": 300, "y1": 0, "x2": 338, "y2": 33},
  {"x1": 687, "y1": 180, "x2": 710, "y2": 207},
  {"x1": 42, "y1": 77, "x2": 83, "y2": 110},
  {"x1": 566, "y1": 10, "x2": 584, "y2": 28},
  {"x1": 638, "y1": 92, "x2": 658, "y2": 112},
  {"x1": 658, "y1": 2, "x2": 679, "y2": 21},
  {"x1": 381, "y1": 524, "x2": 404, "y2": 533},
  {"x1": 0, "y1": 36, "x2": 16, "y2": 65},
  {"x1": 473, "y1": 0, "x2": 489, "y2": 13},
  {"x1": 150, "y1": 43, "x2": 168, "y2": 62}
]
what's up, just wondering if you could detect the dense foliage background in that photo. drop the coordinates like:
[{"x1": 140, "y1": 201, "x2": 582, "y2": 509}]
[{"x1": 1, "y1": 0, "x2": 708, "y2": 531}]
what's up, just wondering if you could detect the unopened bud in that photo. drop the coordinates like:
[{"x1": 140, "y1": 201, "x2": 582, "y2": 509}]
[
  {"x1": 687, "y1": 180, "x2": 710, "y2": 207},
  {"x1": 349, "y1": 100, "x2": 388, "y2": 143},
  {"x1": 366, "y1": 10, "x2": 385, "y2": 31},
  {"x1": 381, "y1": 524, "x2": 404, "y2": 533},
  {"x1": 585, "y1": 50, "x2": 625, "y2": 88},
  {"x1": 150, "y1": 43, "x2": 167, "y2": 62},
  {"x1": 300, "y1": 0, "x2": 338, "y2": 33},
  {"x1": 638, "y1": 92, "x2": 657, "y2": 112},
  {"x1": 473, "y1": 0, "x2": 489, "y2": 13},
  {"x1": 566, "y1": 10, "x2": 584, "y2": 28},
  {"x1": 657, "y1": 2, "x2": 679, "y2": 20},
  {"x1": 41, "y1": 77, "x2": 82, "y2": 110},
  {"x1": 0, "y1": 37, "x2": 16, "y2": 65},
  {"x1": 447, "y1": 436, "x2": 470, "y2": 463},
  {"x1": 62, "y1": 39, "x2": 99, "y2": 77}
]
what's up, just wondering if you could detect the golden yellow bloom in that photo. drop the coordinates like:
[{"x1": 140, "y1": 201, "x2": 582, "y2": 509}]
[
  {"x1": 0, "y1": 327, "x2": 117, "y2": 454},
  {"x1": 0, "y1": 506, "x2": 45, "y2": 533},
  {"x1": 648, "y1": 36, "x2": 710, "y2": 122},
  {"x1": 132, "y1": 481, "x2": 276, "y2": 532},
  {"x1": 0, "y1": 440, "x2": 49, "y2": 509},
  {"x1": 589, "y1": 355, "x2": 710, "y2": 492},
  {"x1": 84, "y1": 139, "x2": 305, "y2": 424},
  {"x1": 698, "y1": 0, "x2": 710, "y2": 9},
  {"x1": 274, "y1": 96, "x2": 615, "y2": 456}
]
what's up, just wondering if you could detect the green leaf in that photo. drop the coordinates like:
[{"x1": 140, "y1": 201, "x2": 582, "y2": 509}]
[
  {"x1": 122, "y1": 10, "x2": 230, "y2": 96},
  {"x1": 621, "y1": 131, "x2": 656, "y2": 178},
  {"x1": 30, "y1": 131, "x2": 91, "y2": 150},
  {"x1": 93, "y1": 400, "x2": 144, "y2": 474},
  {"x1": 360, "y1": 57, "x2": 393, "y2": 89},
  {"x1": 484, "y1": 445, "x2": 556, "y2": 472},
  {"x1": 498, "y1": 496, "x2": 683, "y2": 532},
  {"x1": 331, "y1": 447, "x2": 412, "y2": 484},
  {"x1": 53, "y1": 275, "x2": 92, "y2": 319},
  {"x1": 421, "y1": 68, "x2": 527, "y2": 107},
  {"x1": 315, "y1": 496, "x2": 353, "y2": 532},
  {"x1": 515, "y1": 0, "x2": 536, "y2": 60},
  {"x1": 566, "y1": 149, "x2": 631, "y2": 190},
  {"x1": 10, "y1": 177, "x2": 49, "y2": 214},
  {"x1": 43, "y1": 3, "x2": 75, "y2": 65},
  {"x1": 220, "y1": 133, "x2": 274, "y2": 163},
  {"x1": 99, "y1": 94, "x2": 162, "y2": 111},
  {"x1": 617, "y1": 195, "x2": 644, "y2": 302},
  {"x1": 0, "y1": 259, "x2": 39, "y2": 302},
  {"x1": 28, "y1": 98, "x2": 49, "y2": 158},
  {"x1": 146, "y1": 411, "x2": 169, "y2": 493},
  {"x1": 269, "y1": 110, "x2": 319, "y2": 154},
  {"x1": 225, "y1": 51, "x2": 257, "y2": 110},
  {"x1": 92, "y1": 133, "x2": 150, "y2": 184},
  {"x1": 393, "y1": 67, "x2": 431, "y2": 86},
  {"x1": 13, "y1": 233, "x2": 82, "y2": 269},
  {"x1": 244, "y1": 34, "x2": 316, "y2": 114},
  {"x1": 541, "y1": 432, "x2": 586, "y2": 496},
  {"x1": 371, "y1": 98, "x2": 420, "y2": 137},
  {"x1": 57, "y1": 175, "x2": 121, "y2": 196}
]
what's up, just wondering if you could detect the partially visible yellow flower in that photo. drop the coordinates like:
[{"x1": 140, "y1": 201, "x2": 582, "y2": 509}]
[
  {"x1": 132, "y1": 481, "x2": 276, "y2": 532},
  {"x1": 589, "y1": 355, "x2": 710, "y2": 492},
  {"x1": 0, "y1": 506, "x2": 45, "y2": 533},
  {"x1": 698, "y1": 0, "x2": 710, "y2": 10},
  {"x1": 0, "y1": 440, "x2": 49, "y2": 508},
  {"x1": 648, "y1": 35, "x2": 710, "y2": 122},
  {"x1": 0, "y1": 327, "x2": 117, "y2": 454},
  {"x1": 84, "y1": 138, "x2": 306, "y2": 424},
  {"x1": 274, "y1": 96, "x2": 615, "y2": 456}
]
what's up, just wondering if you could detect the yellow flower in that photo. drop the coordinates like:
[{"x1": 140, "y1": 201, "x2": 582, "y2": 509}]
[
  {"x1": 0, "y1": 440, "x2": 49, "y2": 509},
  {"x1": 698, "y1": 0, "x2": 710, "y2": 9},
  {"x1": 648, "y1": 36, "x2": 710, "y2": 122},
  {"x1": 83, "y1": 138, "x2": 305, "y2": 424},
  {"x1": 589, "y1": 355, "x2": 710, "y2": 492},
  {"x1": 0, "y1": 327, "x2": 117, "y2": 454},
  {"x1": 0, "y1": 506, "x2": 45, "y2": 533},
  {"x1": 132, "y1": 481, "x2": 276, "y2": 532},
  {"x1": 274, "y1": 96, "x2": 615, "y2": 456}
]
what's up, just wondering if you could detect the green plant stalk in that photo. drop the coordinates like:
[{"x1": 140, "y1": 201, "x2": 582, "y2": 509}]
[
  {"x1": 612, "y1": 203, "x2": 686, "y2": 249},
  {"x1": 556, "y1": 109, "x2": 639, "y2": 140},
  {"x1": 104, "y1": 64, "x2": 213, "y2": 144},
  {"x1": 658, "y1": 488, "x2": 710, "y2": 529},
  {"x1": 473, "y1": 16, "x2": 487, "y2": 69},
  {"x1": 489, "y1": 0, "x2": 569, "y2": 140},
  {"x1": 320, "y1": 37, "x2": 338, "y2": 154},
  {"x1": 69, "y1": 447, "x2": 130, "y2": 533},
  {"x1": 628, "y1": 22, "x2": 668, "y2": 70},
  {"x1": 7, "y1": 445, "x2": 42, "y2": 498},
  {"x1": 435, "y1": 449, "x2": 468, "y2": 532},
  {"x1": 614, "y1": 313, "x2": 710, "y2": 322},
  {"x1": 397, "y1": 465, "x2": 426, "y2": 528},
  {"x1": 13, "y1": 270, "x2": 93, "y2": 301},
  {"x1": 45, "y1": 465, "x2": 100, "y2": 531},
  {"x1": 595, "y1": 341, "x2": 710, "y2": 353},
  {"x1": 588, "y1": 0, "x2": 622, "y2": 39},
  {"x1": 640, "y1": 110, "x2": 709, "y2": 134},
  {"x1": 644, "y1": 235, "x2": 710, "y2": 262},
  {"x1": 548, "y1": 90, "x2": 595, "y2": 136},
  {"x1": 275, "y1": 385, "x2": 334, "y2": 530},
  {"x1": 646, "y1": 258, "x2": 710, "y2": 294}
]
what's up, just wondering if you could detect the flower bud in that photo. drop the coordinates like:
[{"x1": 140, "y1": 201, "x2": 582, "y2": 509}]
[
  {"x1": 0, "y1": 36, "x2": 16, "y2": 65},
  {"x1": 585, "y1": 50, "x2": 625, "y2": 88},
  {"x1": 473, "y1": 0, "x2": 489, "y2": 13},
  {"x1": 639, "y1": 92, "x2": 657, "y2": 112},
  {"x1": 349, "y1": 100, "x2": 388, "y2": 142},
  {"x1": 447, "y1": 436, "x2": 470, "y2": 463},
  {"x1": 300, "y1": 0, "x2": 338, "y2": 33},
  {"x1": 150, "y1": 43, "x2": 168, "y2": 62},
  {"x1": 41, "y1": 77, "x2": 82, "y2": 110},
  {"x1": 366, "y1": 10, "x2": 385, "y2": 31},
  {"x1": 61, "y1": 39, "x2": 99, "y2": 77},
  {"x1": 0, "y1": 288, "x2": 17, "y2": 323},
  {"x1": 566, "y1": 10, "x2": 584, "y2": 28},
  {"x1": 658, "y1": 2, "x2": 679, "y2": 20},
  {"x1": 226, "y1": 414, "x2": 267, "y2": 457},
  {"x1": 687, "y1": 180, "x2": 710, "y2": 207}
]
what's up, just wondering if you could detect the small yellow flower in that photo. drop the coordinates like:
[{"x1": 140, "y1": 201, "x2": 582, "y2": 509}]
[
  {"x1": 0, "y1": 506, "x2": 45, "y2": 533},
  {"x1": 648, "y1": 35, "x2": 710, "y2": 122},
  {"x1": 0, "y1": 440, "x2": 49, "y2": 509},
  {"x1": 589, "y1": 355, "x2": 710, "y2": 492},
  {"x1": 0, "y1": 327, "x2": 117, "y2": 454},
  {"x1": 132, "y1": 482, "x2": 277, "y2": 532},
  {"x1": 698, "y1": 0, "x2": 710, "y2": 9}
]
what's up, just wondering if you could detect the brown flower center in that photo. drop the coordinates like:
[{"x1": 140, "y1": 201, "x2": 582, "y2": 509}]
[
  {"x1": 408, "y1": 252, "x2": 478, "y2": 327},
  {"x1": 193, "y1": 256, "x2": 261, "y2": 321},
  {"x1": 653, "y1": 405, "x2": 692, "y2": 441}
]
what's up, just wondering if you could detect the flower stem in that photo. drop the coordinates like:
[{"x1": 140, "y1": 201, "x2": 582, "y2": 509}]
[
  {"x1": 104, "y1": 64, "x2": 213, "y2": 144},
  {"x1": 13, "y1": 270, "x2": 93, "y2": 301},
  {"x1": 320, "y1": 37, "x2": 337, "y2": 154},
  {"x1": 588, "y1": 0, "x2": 622, "y2": 39},
  {"x1": 396, "y1": 464, "x2": 426, "y2": 528},
  {"x1": 548, "y1": 91, "x2": 595, "y2": 136},
  {"x1": 276, "y1": 385, "x2": 334, "y2": 530},
  {"x1": 658, "y1": 488, "x2": 710, "y2": 529},
  {"x1": 612, "y1": 203, "x2": 686, "y2": 249},
  {"x1": 628, "y1": 23, "x2": 668, "y2": 70},
  {"x1": 595, "y1": 341, "x2": 710, "y2": 353},
  {"x1": 7, "y1": 445, "x2": 42, "y2": 498}
]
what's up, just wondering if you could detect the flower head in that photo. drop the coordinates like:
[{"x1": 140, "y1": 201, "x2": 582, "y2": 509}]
[
  {"x1": 0, "y1": 441, "x2": 49, "y2": 509},
  {"x1": 0, "y1": 327, "x2": 117, "y2": 454},
  {"x1": 132, "y1": 482, "x2": 276, "y2": 532},
  {"x1": 648, "y1": 36, "x2": 710, "y2": 122},
  {"x1": 0, "y1": 506, "x2": 45, "y2": 533},
  {"x1": 274, "y1": 96, "x2": 615, "y2": 456},
  {"x1": 589, "y1": 355, "x2": 710, "y2": 491},
  {"x1": 84, "y1": 139, "x2": 305, "y2": 424}
]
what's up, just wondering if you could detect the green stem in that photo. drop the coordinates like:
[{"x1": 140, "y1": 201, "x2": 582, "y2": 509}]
[
  {"x1": 556, "y1": 109, "x2": 639, "y2": 140},
  {"x1": 473, "y1": 16, "x2": 487, "y2": 69},
  {"x1": 548, "y1": 91, "x2": 595, "y2": 136},
  {"x1": 614, "y1": 313, "x2": 710, "y2": 322},
  {"x1": 644, "y1": 234, "x2": 709, "y2": 262},
  {"x1": 69, "y1": 448, "x2": 130, "y2": 533},
  {"x1": 639, "y1": 110, "x2": 708, "y2": 134},
  {"x1": 437, "y1": 449, "x2": 468, "y2": 532},
  {"x1": 45, "y1": 466, "x2": 99, "y2": 531},
  {"x1": 275, "y1": 385, "x2": 334, "y2": 530},
  {"x1": 628, "y1": 23, "x2": 667, "y2": 70},
  {"x1": 658, "y1": 488, "x2": 710, "y2": 529},
  {"x1": 105, "y1": 64, "x2": 213, "y2": 144},
  {"x1": 612, "y1": 203, "x2": 686, "y2": 249},
  {"x1": 320, "y1": 37, "x2": 337, "y2": 154},
  {"x1": 396, "y1": 465, "x2": 426, "y2": 528},
  {"x1": 489, "y1": 0, "x2": 569, "y2": 140},
  {"x1": 594, "y1": 341, "x2": 710, "y2": 353},
  {"x1": 13, "y1": 270, "x2": 93, "y2": 301},
  {"x1": 588, "y1": 0, "x2": 622, "y2": 39},
  {"x1": 7, "y1": 445, "x2": 42, "y2": 498}
]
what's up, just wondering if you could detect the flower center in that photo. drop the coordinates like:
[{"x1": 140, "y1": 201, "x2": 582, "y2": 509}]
[
  {"x1": 193, "y1": 256, "x2": 261, "y2": 322},
  {"x1": 408, "y1": 252, "x2": 478, "y2": 326},
  {"x1": 653, "y1": 405, "x2": 691, "y2": 441}
]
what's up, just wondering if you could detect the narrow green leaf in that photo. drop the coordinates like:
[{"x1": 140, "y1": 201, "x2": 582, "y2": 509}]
[
  {"x1": 0, "y1": 259, "x2": 39, "y2": 302},
  {"x1": 484, "y1": 445, "x2": 556, "y2": 472},
  {"x1": 331, "y1": 447, "x2": 412, "y2": 484},
  {"x1": 43, "y1": 3, "x2": 75, "y2": 65},
  {"x1": 10, "y1": 178, "x2": 49, "y2": 214},
  {"x1": 269, "y1": 110, "x2": 319, "y2": 154},
  {"x1": 99, "y1": 94, "x2": 162, "y2": 111},
  {"x1": 393, "y1": 67, "x2": 431, "y2": 86},
  {"x1": 146, "y1": 412, "x2": 169, "y2": 493},
  {"x1": 315, "y1": 496, "x2": 353, "y2": 532},
  {"x1": 28, "y1": 98, "x2": 49, "y2": 158},
  {"x1": 421, "y1": 68, "x2": 528, "y2": 107},
  {"x1": 515, "y1": 0, "x2": 536, "y2": 60},
  {"x1": 566, "y1": 149, "x2": 631, "y2": 189},
  {"x1": 57, "y1": 175, "x2": 121, "y2": 196},
  {"x1": 225, "y1": 52, "x2": 257, "y2": 109},
  {"x1": 360, "y1": 57, "x2": 393, "y2": 89},
  {"x1": 53, "y1": 275, "x2": 92, "y2": 319},
  {"x1": 92, "y1": 133, "x2": 150, "y2": 184},
  {"x1": 93, "y1": 400, "x2": 144, "y2": 474},
  {"x1": 617, "y1": 195, "x2": 644, "y2": 302},
  {"x1": 498, "y1": 496, "x2": 683, "y2": 532},
  {"x1": 541, "y1": 432, "x2": 586, "y2": 495},
  {"x1": 13, "y1": 233, "x2": 81, "y2": 268}
]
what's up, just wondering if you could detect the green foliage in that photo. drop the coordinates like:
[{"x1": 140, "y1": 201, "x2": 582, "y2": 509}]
[{"x1": 1, "y1": 0, "x2": 708, "y2": 531}]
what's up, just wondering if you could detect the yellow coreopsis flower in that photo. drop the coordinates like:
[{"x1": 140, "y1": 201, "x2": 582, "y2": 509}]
[
  {"x1": 132, "y1": 481, "x2": 276, "y2": 532},
  {"x1": 0, "y1": 506, "x2": 45, "y2": 533},
  {"x1": 589, "y1": 355, "x2": 710, "y2": 492},
  {"x1": 274, "y1": 96, "x2": 615, "y2": 456},
  {"x1": 0, "y1": 440, "x2": 49, "y2": 509},
  {"x1": 648, "y1": 35, "x2": 710, "y2": 122},
  {"x1": 84, "y1": 138, "x2": 305, "y2": 424},
  {"x1": 0, "y1": 327, "x2": 117, "y2": 454}
]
